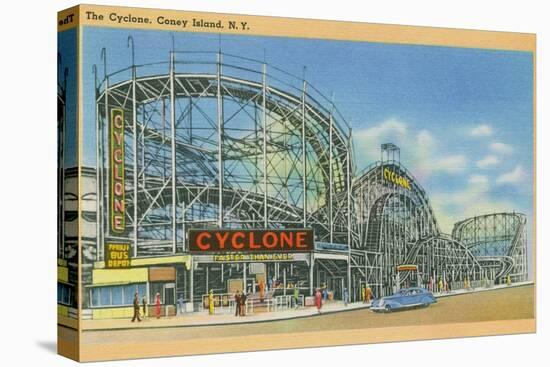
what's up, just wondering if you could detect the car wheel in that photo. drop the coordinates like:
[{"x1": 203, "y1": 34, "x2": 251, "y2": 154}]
[{"x1": 385, "y1": 305, "x2": 392, "y2": 313}]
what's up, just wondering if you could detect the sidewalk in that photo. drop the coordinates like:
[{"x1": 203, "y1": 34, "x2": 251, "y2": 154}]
[
  {"x1": 82, "y1": 301, "x2": 369, "y2": 331},
  {"x1": 432, "y1": 280, "x2": 532, "y2": 298},
  {"x1": 82, "y1": 281, "x2": 533, "y2": 331}
]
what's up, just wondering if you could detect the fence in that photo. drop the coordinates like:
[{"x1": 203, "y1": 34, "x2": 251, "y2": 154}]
[
  {"x1": 421, "y1": 279, "x2": 496, "y2": 294},
  {"x1": 266, "y1": 295, "x2": 304, "y2": 311},
  {"x1": 200, "y1": 293, "x2": 304, "y2": 314},
  {"x1": 200, "y1": 293, "x2": 254, "y2": 315}
]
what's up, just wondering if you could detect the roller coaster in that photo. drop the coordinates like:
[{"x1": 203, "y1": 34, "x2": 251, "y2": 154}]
[
  {"x1": 453, "y1": 213, "x2": 528, "y2": 283},
  {"x1": 89, "y1": 42, "x2": 528, "y2": 299}
]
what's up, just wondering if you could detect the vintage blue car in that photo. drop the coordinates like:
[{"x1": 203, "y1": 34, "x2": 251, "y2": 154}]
[{"x1": 371, "y1": 287, "x2": 436, "y2": 312}]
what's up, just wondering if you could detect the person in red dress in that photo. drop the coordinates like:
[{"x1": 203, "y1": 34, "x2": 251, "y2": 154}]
[
  {"x1": 155, "y1": 292, "x2": 161, "y2": 319},
  {"x1": 315, "y1": 288, "x2": 322, "y2": 313}
]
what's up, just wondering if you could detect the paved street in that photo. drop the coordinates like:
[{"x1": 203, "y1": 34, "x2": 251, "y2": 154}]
[{"x1": 82, "y1": 284, "x2": 534, "y2": 345}]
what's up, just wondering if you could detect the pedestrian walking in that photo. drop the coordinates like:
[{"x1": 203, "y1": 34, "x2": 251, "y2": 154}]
[
  {"x1": 208, "y1": 289, "x2": 215, "y2": 315},
  {"x1": 428, "y1": 276, "x2": 434, "y2": 292},
  {"x1": 438, "y1": 277, "x2": 443, "y2": 293},
  {"x1": 142, "y1": 295, "x2": 147, "y2": 318},
  {"x1": 234, "y1": 290, "x2": 241, "y2": 316},
  {"x1": 293, "y1": 285, "x2": 299, "y2": 308},
  {"x1": 240, "y1": 291, "x2": 247, "y2": 316},
  {"x1": 131, "y1": 291, "x2": 141, "y2": 322},
  {"x1": 343, "y1": 287, "x2": 349, "y2": 306},
  {"x1": 365, "y1": 285, "x2": 373, "y2": 304},
  {"x1": 155, "y1": 292, "x2": 161, "y2": 319},
  {"x1": 361, "y1": 285, "x2": 366, "y2": 303},
  {"x1": 315, "y1": 288, "x2": 322, "y2": 313},
  {"x1": 259, "y1": 280, "x2": 265, "y2": 303},
  {"x1": 177, "y1": 294, "x2": 184, "y2": 315}
]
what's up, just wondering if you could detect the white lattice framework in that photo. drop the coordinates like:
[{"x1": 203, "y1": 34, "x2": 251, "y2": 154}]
[{"x1": 94, "y1": 46, "x2": 353, "y2": 259}]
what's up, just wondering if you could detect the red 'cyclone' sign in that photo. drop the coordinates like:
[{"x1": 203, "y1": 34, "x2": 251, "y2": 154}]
[
  {"x1": 188, "y1": 229, "x2": 314, "y2": 253},
  {"x1": 110, "y1": 109, "x2": 125, "y2": 233}
]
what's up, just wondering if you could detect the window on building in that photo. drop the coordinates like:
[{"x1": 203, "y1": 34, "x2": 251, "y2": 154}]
[
  {"x1": 57, "y1": 283, "x2": 72, "y2": 306},
  {"x1": 124, "y1": 285, "x2": 135, "y2": 305},
  {"x1": 111, "y1": 286, "x2": 123, "y2": 306},
  {"x1": 100, "y1": 287, "x2": 110, "y2": 306},
  {"x1": 89, "y1": 283, "x2": 146, "y2": 307}
]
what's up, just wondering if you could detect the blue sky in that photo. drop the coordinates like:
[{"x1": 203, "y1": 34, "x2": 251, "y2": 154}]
[{"x1": 81, "y1": 27, "x2": 534, "y2": 272}]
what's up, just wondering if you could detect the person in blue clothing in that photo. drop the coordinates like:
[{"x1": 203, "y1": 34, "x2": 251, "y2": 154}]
[
  {"x1": 177, "y1": 294, "x2": 185, "y2": 315},
  {"x1": 343, "y1": 287, "x2": 349, "y2": 306}
]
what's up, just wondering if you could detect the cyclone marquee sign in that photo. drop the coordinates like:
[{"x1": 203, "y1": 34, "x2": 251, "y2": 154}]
[
  {"x1": 188, "y1": 229, "x2": 314, "y2": 253},
  {"x1": 110, "y1": 108, "x2": 126, "y2": 233}
]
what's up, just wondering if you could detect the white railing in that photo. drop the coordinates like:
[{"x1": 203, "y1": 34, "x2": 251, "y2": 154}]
[
  {"x1": 430, "y1": 279, "x2": 496, "y2": 293},
  {"x1": 199, "y1": 293, "x2": 307, "y2": 314},
  {"x1": 267, "y1": 295, "x2": 304, "y2": 311},
  {"x1": 199, "y1": 293, "x2": 255, "y2": 315},
  {"x1": 199, "y1": 293, "x2": 233, "y2": 313}
]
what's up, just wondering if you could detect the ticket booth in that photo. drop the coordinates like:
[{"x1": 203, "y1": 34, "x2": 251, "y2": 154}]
[{"x1": 396, "y1": 264, "x2": 420, "y2": 290}]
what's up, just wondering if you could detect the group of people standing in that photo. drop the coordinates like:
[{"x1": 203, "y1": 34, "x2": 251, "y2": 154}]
[
  {"x1": 233, "y1": 290, "x2": 248, "y2": 317},
  {"x1": 427, "y1": 276, "x2": 452, "y2": 293},
  {"x1": 132, "y1": 291, "x2": 162, "y2": 322},
  {"x1": 361, "y1": 284, "x2": 373, "y2": 303}
]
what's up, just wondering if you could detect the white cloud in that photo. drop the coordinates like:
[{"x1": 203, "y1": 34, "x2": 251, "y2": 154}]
[
  {"x1": 470, "y1": 124, "x2": 493, "y2": 137},
  {"x1": 353, "y1": 119, "x2": 409, "y2": 163},
  {"x1": 431, "y1": 175, "x2": 515, "y2": 233},
  {"x1": 468, "y1": 175, "x2": 489, "y2": 186},
  {"x1": 476, "y1": 155, "x2": 500, "y2": 168},
  {"x1": 431, "y1": 155, "x2": 467, "y2": 174},
  {"x1": 490, "y1": 142, "x2": 514, "y2": 155},
  {"x1": 416, "y1": 130, "x2": 434, "y2": 146},
  {"x1": 354, "y1": 119, "x2": 466, "y2": 179},
  {"x1": 354, "y1": 119, "x2": 436, "y2": 180},
  {"x1": 496, "y1": 165, "x2": 526, "y2": 186},
  {"x1": 352, "y1": 120, "x2": 526, "y2": 235},
  {"x1": 356, "y1": 118, "x2": 407, "y2": 141}
]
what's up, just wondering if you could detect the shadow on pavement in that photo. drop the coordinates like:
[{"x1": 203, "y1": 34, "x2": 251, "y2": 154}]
[{"x1": 35, "y1": 340, "x2": 56, "y2": 354}]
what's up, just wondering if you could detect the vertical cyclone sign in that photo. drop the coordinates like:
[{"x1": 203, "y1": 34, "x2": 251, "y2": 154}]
[{"x1": 110, "y1": 109, "x2": 125, "y2": 233}]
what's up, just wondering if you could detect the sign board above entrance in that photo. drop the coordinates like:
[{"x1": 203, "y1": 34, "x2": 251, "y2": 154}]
[{"x1": 188, "y1": 229, "x2": 314, "y2": 253}]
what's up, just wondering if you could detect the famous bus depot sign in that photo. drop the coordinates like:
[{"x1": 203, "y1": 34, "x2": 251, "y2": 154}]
[
  {"x1": 105, "y1": 243, "x2": 131, "y2": 268},
  {"x1": 189, "y1": 229, "x2": 314, "y2": 253},
  {"x1": 110, "y1": 108, "x2": 126, "y2": 233}
]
